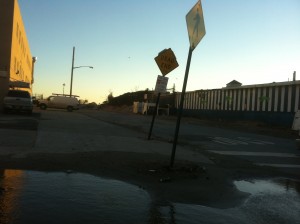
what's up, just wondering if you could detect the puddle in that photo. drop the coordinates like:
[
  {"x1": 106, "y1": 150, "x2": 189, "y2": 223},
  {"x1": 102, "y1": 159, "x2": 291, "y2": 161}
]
[
  {"x1": 0, "y1": 170, "x2": 151, "y2": 224},
  {"x1": 234, "y1": 178, "x2": 300, "y2": 195},
  {"x1": 1, "y1": 170, "x2": 300, "y2": 224},
  {"x1": 159, "y1": 179, "x2": 300, "y2": 224}
]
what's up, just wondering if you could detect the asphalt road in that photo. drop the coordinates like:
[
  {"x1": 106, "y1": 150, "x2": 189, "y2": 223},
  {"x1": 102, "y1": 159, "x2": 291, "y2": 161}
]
[
  {"x1": 1, "y1": 108, "x2": 299, "y2": 176},
  {"x1": 79, "y1": 109, "x2": 300, "y2": 177},
  {"x1": 1, "y1": 108, "x2": 300, "y2": 224}
]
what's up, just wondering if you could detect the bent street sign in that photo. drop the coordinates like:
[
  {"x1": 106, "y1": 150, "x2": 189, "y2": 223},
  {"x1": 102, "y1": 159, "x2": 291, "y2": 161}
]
[
  {"x1": 186, "y1": 0, "x2": 206, "y2": 50},
  {"x1": 155, "y1": 48, "x2": 179, "y2": 76}
]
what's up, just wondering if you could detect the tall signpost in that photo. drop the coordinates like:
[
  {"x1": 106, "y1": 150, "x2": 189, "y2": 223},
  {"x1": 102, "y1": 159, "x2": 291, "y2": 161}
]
[
  {"x1": 148, "y1": 48, "x2": 179, "y2": 140},
  {"x1": 170, "y1": 0, "x2": 206, "y2": 167}
]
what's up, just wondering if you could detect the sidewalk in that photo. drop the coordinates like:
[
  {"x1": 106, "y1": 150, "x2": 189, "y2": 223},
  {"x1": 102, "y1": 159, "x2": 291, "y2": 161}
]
[
  {"x1": 0, "y1": 113, "x2": 37, "y2": 155},
  {"x1": 32, "y1": 110, "x2": 213, "y2": 165}
]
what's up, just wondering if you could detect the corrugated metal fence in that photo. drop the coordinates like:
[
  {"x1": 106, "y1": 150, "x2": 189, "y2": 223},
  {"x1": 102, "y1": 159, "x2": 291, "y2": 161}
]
[{"x1": 175, "y1": 81, "x2": 300, "y2": 126}]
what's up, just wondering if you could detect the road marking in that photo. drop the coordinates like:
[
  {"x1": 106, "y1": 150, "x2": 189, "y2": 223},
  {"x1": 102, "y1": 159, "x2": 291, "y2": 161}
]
[
  {"x1": 256, "y1": 163, "x2": 300, "y2": 168},
  {"x1": 207, "y1": 150, "x2": 299, "y2": 158},
  {"x1": 237, "y1": 137, "x2": 275, "y2": 145},
  {"x1": 210, "y1": 137, "x2": 248, "y2": 145},
  {"x1": 210, "y1": 137, "x2": 275, "y2": 145}
]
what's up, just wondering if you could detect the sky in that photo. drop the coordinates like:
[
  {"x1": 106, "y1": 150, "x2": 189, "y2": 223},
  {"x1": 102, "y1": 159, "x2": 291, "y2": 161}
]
[{"x1": 18, "y1": 0, "x2": 300, "y2": 104}]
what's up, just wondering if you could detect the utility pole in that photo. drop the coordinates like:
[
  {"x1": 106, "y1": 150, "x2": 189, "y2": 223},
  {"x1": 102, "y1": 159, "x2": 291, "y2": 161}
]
[{"x1": 70, "y1": 46, "x2": 75, "y2": 96}]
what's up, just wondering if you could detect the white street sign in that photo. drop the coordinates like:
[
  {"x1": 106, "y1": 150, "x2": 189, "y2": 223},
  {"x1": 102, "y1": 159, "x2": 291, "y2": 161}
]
[
  {"x1": 186, "y1": 0, "x2": 206, "y2": 50},
  {"x1": 154, "y1": 75, "x2": 168, "y2": 93}
]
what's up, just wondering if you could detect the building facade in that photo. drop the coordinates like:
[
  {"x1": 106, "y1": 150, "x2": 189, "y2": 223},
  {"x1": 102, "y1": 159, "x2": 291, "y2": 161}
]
[
  {"x1": 175, "y1": 79, "x2": 299, "y2": 126},
  {"x1": 0, "y1": 0, "x2": 35, "y2": 109}
]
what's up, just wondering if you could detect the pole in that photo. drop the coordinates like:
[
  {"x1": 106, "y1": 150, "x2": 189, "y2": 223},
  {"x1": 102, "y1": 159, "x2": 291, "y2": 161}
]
[
  {"x1": 147, "y1": 92, "x2": 161, "y2": 140},
  {"x1": 170, "y1": 47, "x2": 193, "y2": 167},
  {"x1": 70, "y1": 46, "x2": 75, "y2": 96}
]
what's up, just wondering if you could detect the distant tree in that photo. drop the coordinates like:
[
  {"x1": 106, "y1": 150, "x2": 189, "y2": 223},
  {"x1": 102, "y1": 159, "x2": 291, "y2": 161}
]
[
  {"x1": 107, "y1": 91, "x2": 113, "y2": 103},
  {"x1": 86, "y1": 102, "x2": 97, "y2": 109},
  {"x1": 78, "y1": 99, "x2": 89, "y2": 105}
]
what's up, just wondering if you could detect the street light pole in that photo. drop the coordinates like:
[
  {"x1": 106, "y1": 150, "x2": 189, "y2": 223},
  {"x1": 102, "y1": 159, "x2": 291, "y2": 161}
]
[
  {"x1": 69, "y1": 46, "x2": 93, "y2": 97},
  {"x1": 63, "y1": 83, "x2": 65, "y2": 95},
  {"x1": 70, "y1": 47, "x2": 75, "y2": 96}
]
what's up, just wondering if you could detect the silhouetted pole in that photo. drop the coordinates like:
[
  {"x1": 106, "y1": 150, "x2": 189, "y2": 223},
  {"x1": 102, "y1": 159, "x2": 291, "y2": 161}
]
[
  {"x1": 148, "y1": 92, "x2": 161, "y2": 140},
  {"x1": 170, "y1": 47, "x2": 193, "y2": 167},
  {"x1": 70, "y1": 46, "x2": 75, "y2": 96}
]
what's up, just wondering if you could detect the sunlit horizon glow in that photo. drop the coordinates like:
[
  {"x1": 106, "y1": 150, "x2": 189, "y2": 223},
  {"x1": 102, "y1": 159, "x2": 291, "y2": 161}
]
[{"x1": 19, "y1": 0, "x2": 300, "y2": 103}]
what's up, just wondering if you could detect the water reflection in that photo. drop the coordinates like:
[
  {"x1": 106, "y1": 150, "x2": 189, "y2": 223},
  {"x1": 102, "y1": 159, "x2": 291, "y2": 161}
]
[
  {"x1": 2, "y1": 170, "x2": 299, "y2": 224},
  {"x1": 234, "y1": 178, "x2": 300, "y2": 195},
  {"x1": 159, "y1": 178, "x2": 300, "y2": 224},
  {"x1": 278, "y1": 179, "x2": 300, "y2": 194},
  {"x1": 148, "y1": 202, "x2": 175, "y2": 224},
  {"x1": 0, "y1": 170, "x2": 24, "y2": 224},
  {"x1": 0, "y1": 169, "x2": 151, "y2": 224}
]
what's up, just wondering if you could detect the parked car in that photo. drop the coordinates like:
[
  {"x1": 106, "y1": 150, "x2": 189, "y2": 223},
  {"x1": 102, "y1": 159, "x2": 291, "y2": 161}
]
[
  {"x1": 32, "y1": 96, "x2": 40, "y2": 106},
  {"x1": 3, "y1": 89, "x2": 33, "y2": 114},
  {"x1": 39, "y1": 95, "x2": 79, "y2": 112}
]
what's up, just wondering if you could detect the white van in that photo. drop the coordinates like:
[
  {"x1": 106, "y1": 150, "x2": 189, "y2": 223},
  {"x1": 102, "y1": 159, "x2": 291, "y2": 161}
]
[{"x1": 39, "y1": 95, "x2": 79, "y2": 112}]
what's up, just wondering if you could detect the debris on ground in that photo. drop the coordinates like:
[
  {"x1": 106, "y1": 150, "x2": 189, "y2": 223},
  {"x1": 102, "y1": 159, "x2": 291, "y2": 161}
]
[{"x1": 159, "y1": 177, "x2": 171, "y2": 183}]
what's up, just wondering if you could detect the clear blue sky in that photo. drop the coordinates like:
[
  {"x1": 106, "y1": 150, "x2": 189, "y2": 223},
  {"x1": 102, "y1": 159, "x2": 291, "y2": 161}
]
[{"x1": 19, "y1": 0, "x2": 300, "y2": 103}]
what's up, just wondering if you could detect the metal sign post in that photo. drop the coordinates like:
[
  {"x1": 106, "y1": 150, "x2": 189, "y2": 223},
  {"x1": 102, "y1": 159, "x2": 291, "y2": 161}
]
[
  {"x1": 170, "y1": 47, "x2": 193, "y2": 166},
  {"x1": 148, "y1": 92, "x2": 161, "y2": 140},
  {"x1": 148, "y1": 49, "x2": 178, "y2": 140},
  {"x1": 148, "y1": 75, "x2": 169, "y2": 140},
  {"x1": 170, "y1": 0, "x2": 206, "y2": 167}
]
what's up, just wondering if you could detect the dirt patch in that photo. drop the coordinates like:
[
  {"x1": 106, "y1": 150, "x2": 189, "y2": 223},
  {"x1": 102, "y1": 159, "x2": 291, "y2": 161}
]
[
  {"x1": 184, "y1": 118, "x2": 299, "y2": 139},
  {"x1": 100, "y1": 105, "x2": 133, "y2": 114}
]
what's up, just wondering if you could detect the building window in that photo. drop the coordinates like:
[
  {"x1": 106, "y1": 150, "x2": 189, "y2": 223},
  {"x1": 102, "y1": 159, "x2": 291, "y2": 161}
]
[{"x1": 14, "y1": 57, "x2": 16, "y2": 72}]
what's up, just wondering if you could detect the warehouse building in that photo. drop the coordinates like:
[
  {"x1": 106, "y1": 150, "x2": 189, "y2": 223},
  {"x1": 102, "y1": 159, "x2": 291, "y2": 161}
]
[
  {"x1": 0, "y1": 0, "x2": 36, "y2": 109},
  {"x1": 176, "y1": 75, "x2": 299, "y2": 126}
]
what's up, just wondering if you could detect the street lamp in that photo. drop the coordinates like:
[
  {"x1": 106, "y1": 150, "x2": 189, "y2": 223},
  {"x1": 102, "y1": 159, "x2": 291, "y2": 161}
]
[
  {"x1": 69, "y1": 46, "x2": 93, "y2": 96},
  {"x1": 63, "y1": 83, "x2": 65, "y2": 95}
]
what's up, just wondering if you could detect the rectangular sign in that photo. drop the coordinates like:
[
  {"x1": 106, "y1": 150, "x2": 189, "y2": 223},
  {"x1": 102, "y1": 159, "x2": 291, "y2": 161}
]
[
  {"x1": 154, "y1": 75, "x2": 168, "y2": 93},
  {"x1": 292, "y1": 110, "x2": 300, "y2": 131}
]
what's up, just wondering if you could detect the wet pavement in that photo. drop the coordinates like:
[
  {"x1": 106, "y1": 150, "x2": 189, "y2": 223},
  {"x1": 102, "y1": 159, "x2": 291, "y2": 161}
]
[
  {"x1": 1, "y1": 110, "x2": 300, "y2": 223},
  {"x1": 1, "y1": 170, "x2": 300, "y2": 224}
]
